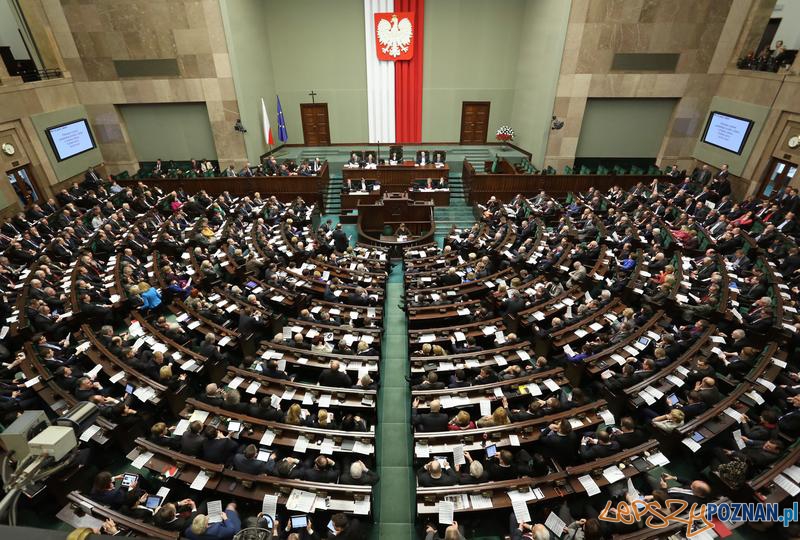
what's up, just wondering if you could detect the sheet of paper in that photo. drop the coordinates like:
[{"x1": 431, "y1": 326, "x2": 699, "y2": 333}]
[
  {"x1": 543, "y1": 379, "x2": 560, "y2": 392},
  {"x1": 438, "y1": 500, "x2": 454, "y2": 525},
  {"x1": 190, "y1": 470, "x2": 210, "y2": 490},
  {"x1": 599, "y1": 409, "x2": 615, "y2": 426},
  {"x1": 173, "y1": 419, "x2": 190, "y2": 436},
  {"x1": 732, "y1": 429, "x2": 746, "y2": 450},
  {"x1": 206, "y1": 500, "x2": 223, "y2": 522},
  {"x1": 79, "y1": 424, "x2": 101, "y2": 442},
  {"x1": 512, "y1": 499, "x2": 530, "y2": 524},
  {"x1": 578, "y1": 475, "x2": 601, "y2": 496},
  {"x1": 603, "y1": 465, "x2": 626, "y2": 484},
  {"x1": 293, "y1": 435, "x2": 309, "y2": 453},
  {"x1": 452, "y1": 444, "x2": 465, "y2": 467},
  {"x1": 774, "y1": 474, "x2": 800, "y2": 497},
  {"x1": 545, "y1": 512, "x2": 567, "y2": 536},
  {"x1": 509, "y1": 434, "x2": 520, "y2": 446},
  {"x1": 470, "y1": 494, "x2": 493, "y2": 509},
  {"x1": 647, "y1": 452, "x2": 670, "y2": 466},
  {"x1": 262, "y1": 493, "x2": 278, "y2": 517},
  {"x1": 285, "y1": 489, "x2": 316, "y2": 513},
  {"x1": 260, "y1": 430, "x2": 276, "y2": 446},
  {"x1": 682, "y1": 438, "x2": 702, "y2": 452}
]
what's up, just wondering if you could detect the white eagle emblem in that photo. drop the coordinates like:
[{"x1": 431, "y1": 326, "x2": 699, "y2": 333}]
[{"x1": 377, "y1": 14, "x2": 413, "y2": 58}]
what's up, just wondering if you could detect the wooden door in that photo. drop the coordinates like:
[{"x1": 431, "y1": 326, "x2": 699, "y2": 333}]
[
  {"x1": 759, "y1": 158, "x2": 797, "y2": 198},
  {"x1": 6, "y1": 165, "x2": 41, "y2": 205},
  {"x1": 460, "y1": 101, "x2": 490, "y2": 144},
  {"x1": 300, "y1": 103, "x2": 331, "y2": 145}
]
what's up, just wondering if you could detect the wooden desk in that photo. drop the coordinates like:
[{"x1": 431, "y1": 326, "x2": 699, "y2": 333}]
[
  {"x1": 409, "y1": 188, "x2": 450, "y2": 206},
  {"x1": 120, "y1": 163, "x2": 329, "y2": 210},
  {"x1": 342, "y1": 164, "x2": 449, "y2": 190},
  {"x1": 342, "y1": 190, "x2": 382, "y2": 210},
  {"x1": 357, "y1": 193, "x2": 435, "y2": 251},
  {"x1": 462, "y1": 160, "x2": 672, "y2": 203}
]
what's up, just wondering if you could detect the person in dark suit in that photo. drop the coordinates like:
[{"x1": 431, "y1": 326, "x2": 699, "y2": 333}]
[
  {"x1": 411, "y1": 398, "x2": 449, "y2": 432},
  {"x1": 303, "y1": 455, "x2": 340, "y2": 483},
  {"x1": 579, "y1": 430, "x2": 620, "y2": 460},
  {"x1": 611, "y1": 417, "x2": 649, "y2": 449},
  {"x1": 154, "y1": 499, "x2": 198, "y2": 532},
  {"x1": 694, "y1": 377, "x2": 723, "y2": 406},
  {"x1": 201, "y1": 426, "x2": 239, "y2": 464},
  {"x1": 657, "y1": 475, "x2": 712, "y2": 507},
  {"x1": 340, "y1": 460, "x2": 379, "y2": 485},
  {"x1": 417, "y1": 459, "x2": 458, "y2": 487},
  {"x1": 84, "y1": 166, "x2": 102, "y2": 188},
  {"x1": 675, "y1": 391, "x2": 708, "y2": 421},
  {"x1": 318, "y1": 360, "x2": 353, "y2": 388},
  {"x1": 90, "y1": 472, "x2": 141, "y2": 510},
  {"x1": 416, "y1": 151, "x2": 429, "y2": 165},
  {"x1": 181, "y1": 421, "x2": 206, "y2": 456},
  {"x1": 711, "y1": 439, "x2": 784, "y2": 472},
  {"x1": 329, "y1": 513, "x2": 363, "y2": 540},
  {"x1": 232, "y1": 444, "x2": 273, "y2": 475},
  {"x1": 332, "y1": 224, "x2": 348, "y2": 252},
  {"x1": 692, "y1": 164, "x2": 712, "y2": 186}
]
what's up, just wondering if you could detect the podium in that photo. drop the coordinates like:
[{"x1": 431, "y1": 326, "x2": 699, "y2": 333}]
[{"x1": 357, "y1": 193, "x2": 434, "y2": 253}]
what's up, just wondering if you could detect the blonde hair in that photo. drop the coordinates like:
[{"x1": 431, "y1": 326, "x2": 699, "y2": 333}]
[
  {"x1": 190, "y1": 514, "x2": 209, "y2": 535},
  {"x1": 286, "y1": 403, "x2": 302, "y2": 425},
  {"x1": 318, "y1": 409, "x2": 329, "y2": 426},
  {"x1": 138, "y1": 282, "x2": 151, "y2": 292},
  {"x1": 492, "y1": 407, "x2": 510, "y2": 425},
  {"x1": 159, "y1": 365, "x2": 173, "y2": 379},
  {"x1": 455, "y1": 410, "x2": 471, "y2": 427},
  {"x1": 669, "y1": 409, "x2": 685, "y2": 423}
]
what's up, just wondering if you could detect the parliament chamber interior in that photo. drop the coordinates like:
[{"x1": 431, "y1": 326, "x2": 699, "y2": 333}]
[{"x1": 2, "y1": 1, "x2": 800, "y2": 539}]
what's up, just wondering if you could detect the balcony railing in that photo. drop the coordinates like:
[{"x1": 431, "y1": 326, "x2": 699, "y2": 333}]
[{"x1": 16, "y1": 68, "x2": 63, "y2": 83}]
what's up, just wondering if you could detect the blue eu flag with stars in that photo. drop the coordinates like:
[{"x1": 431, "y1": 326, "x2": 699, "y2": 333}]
[{"x1": 277, "y1": 96, "x2": 288, "y2": 142}]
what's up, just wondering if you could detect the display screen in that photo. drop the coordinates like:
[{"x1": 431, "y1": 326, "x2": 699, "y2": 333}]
[
  {"x1": 45, "y1": 119, "x2": 97, "y2": 161},
  {"x1": 290, "y1": 515, "x2": 308, "y2": 529},
  {"x1": 700, "y1": 111, "x2": 753, "y2": 155}
]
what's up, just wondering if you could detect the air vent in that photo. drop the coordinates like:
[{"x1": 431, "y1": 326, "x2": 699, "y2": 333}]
[
  {"x1": 611, "y1": 53, "x2": 680, "y2": 72},
  {"x1": 113, "y1": 59, "x2": 180, "y2": 78}
]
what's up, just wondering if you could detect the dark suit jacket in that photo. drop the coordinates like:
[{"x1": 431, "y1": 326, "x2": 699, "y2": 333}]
[{"x1": 411, "y1": 409, "x2": 449, "y2": 432}]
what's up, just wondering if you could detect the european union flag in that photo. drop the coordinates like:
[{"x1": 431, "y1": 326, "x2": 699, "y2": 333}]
[{"x1": 276, "y1": 96, "x2": 288, "y2": 142}]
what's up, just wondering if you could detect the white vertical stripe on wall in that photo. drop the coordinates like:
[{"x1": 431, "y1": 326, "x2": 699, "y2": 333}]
[{"x1": 364, "y1": 0, "x2": 396, "y2": 143}]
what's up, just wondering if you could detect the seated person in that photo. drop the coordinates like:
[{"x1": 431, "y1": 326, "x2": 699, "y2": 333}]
[{"x1": 417, "y1": 458, "x2": 458, "y2": 487}]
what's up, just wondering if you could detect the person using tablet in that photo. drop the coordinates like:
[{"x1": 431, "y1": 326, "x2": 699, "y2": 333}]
[
  {"x1": 275, "y1": 515, "x2": 318, "y2": 539},
  {"x1": 90, "y1": 471, "x2": 142, "y2": 509}
]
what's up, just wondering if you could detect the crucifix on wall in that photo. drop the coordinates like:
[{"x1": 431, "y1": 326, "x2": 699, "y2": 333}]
[{"x1": 308, "y1": 90, "x2": 317, "y2": 104}]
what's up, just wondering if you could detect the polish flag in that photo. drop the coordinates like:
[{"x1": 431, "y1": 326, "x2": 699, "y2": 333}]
[{"x1": 261, "y1": 98, "x2": 274, "y2": 145}]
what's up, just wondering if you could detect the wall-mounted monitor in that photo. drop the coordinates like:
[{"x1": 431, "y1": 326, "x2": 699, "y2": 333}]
[
  {"x1": 45, "y1": 119, "x2": 97, "y2": 161},
  {"x1": 700, "y1": 111, "x2": 754, "y2": 155}
]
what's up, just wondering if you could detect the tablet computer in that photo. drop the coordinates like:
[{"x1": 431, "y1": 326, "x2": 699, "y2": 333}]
[
  {"x1": 485, "y1": 444, "x2": 497, "y2": 458},
  {"x1": 145, "y1": 495, "x2": 162, "y2": 509},
  {"x1": 290, "y1": 515, "x2": 308, "y2": 529},
  {"x1": 691, "y1": 431, "x2": 705, "y2": 443},
  {"x1": 121, "y1": 473, "x2": 139, "y2": 487},
  {"x1": 667, "y1": 393, "x2": 679, "y2": 406}
]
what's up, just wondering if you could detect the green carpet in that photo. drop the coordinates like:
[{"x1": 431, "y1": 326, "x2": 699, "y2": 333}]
[{"x1": 372, "y1": 267, "x2": 415, "y2": 539}]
